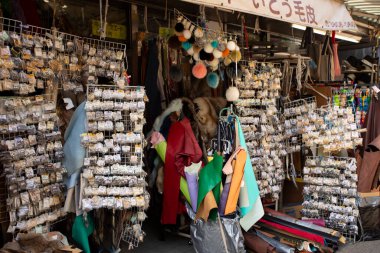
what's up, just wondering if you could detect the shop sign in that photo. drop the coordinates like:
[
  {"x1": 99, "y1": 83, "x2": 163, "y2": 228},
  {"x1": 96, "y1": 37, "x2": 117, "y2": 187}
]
[
  {"x1": 92, "y1": 20, "x2": 127, "y2": 40},
  {"x1": 181, "y1": 0, "x2": 357, "y2": 31}
]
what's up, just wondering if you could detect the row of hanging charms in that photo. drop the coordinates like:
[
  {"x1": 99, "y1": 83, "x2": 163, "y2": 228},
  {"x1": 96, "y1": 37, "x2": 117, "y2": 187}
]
[
  {"x1": 235, "y1": 61, "x2": 287, "y2": 200},
  {"x1": 0, "y1": 17, "x2": 128, "y2": 98},
  {"x1": 0, "y1": 95, "x2": 66, "y2": 233},
  {"x1": 81, "y1": 85, "x2": 149, "y2": 249}
]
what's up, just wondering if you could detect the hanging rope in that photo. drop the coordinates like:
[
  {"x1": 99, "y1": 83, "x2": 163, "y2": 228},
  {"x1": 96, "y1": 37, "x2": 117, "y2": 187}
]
[{"x1": 99, "y1": 0, "x2": 109, "y2": 39}]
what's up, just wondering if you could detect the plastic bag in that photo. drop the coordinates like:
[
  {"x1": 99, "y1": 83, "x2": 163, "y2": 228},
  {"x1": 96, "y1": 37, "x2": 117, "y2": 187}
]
[{"x1": 187, "y1": 203, "x2": 245, "y2": 253}]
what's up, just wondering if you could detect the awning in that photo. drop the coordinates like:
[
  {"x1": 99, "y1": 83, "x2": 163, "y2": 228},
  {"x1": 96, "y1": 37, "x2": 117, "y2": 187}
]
[
  {"x1": 345, "y1": 0, "x2": 380, "y2": 25},
  {"x1": 181, "y1": 0, "x2": 358, "y2": 31}
]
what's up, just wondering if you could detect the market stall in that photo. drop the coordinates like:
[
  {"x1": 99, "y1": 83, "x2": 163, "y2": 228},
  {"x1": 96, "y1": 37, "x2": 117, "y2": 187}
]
[{"x1": 0, "y1": 0, "x2": 379, "y2": 252}]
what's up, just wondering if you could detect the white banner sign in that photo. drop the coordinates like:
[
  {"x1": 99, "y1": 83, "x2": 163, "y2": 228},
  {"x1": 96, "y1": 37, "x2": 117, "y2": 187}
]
[{"x1": 181, "y1": 0, "x2": 357, "y2": 30}]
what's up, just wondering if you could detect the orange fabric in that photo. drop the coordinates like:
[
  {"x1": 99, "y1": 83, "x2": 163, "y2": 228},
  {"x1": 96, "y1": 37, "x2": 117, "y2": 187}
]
[
  {"x1": 196, "y1": 191, "x2": 218, "y2": 221},
  {"x1": 224, "y1": 149, "x2": 247, "y2": 215}
]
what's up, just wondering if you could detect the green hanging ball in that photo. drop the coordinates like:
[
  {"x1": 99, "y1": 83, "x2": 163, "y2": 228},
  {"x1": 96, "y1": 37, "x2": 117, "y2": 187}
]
[
  {"x1": 211, "y1": 40, "x2": 219, "y2": 48},
  {"x1": 182, "y1": 41, "x2": 192, "y2": 51}
]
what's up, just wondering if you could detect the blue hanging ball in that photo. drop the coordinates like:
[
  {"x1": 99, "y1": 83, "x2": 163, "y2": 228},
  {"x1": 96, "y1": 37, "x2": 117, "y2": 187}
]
[
  {"x1": 211, "y1": 40, "x2": 219, "y2": 48},
  {"x1": 207, "y1": 72, "x2": 220, "y2": 89},
  {"x1": 182, "y1": 41, "x2": 192, "y2": 51}
]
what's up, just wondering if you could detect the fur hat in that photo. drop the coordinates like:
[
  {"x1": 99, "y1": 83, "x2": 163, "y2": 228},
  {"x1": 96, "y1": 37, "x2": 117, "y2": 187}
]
[
  {"x1": 193, "y1": 97, "x2": 227, "y2": 142},
  {"x1": 226, "y1": 63, "x2": 243, "y2": 79}
]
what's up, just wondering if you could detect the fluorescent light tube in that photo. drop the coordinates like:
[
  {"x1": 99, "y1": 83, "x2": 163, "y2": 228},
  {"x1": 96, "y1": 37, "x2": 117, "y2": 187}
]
[{"x1": 291, "y1": 24, "x2": 361, "y2": 43}]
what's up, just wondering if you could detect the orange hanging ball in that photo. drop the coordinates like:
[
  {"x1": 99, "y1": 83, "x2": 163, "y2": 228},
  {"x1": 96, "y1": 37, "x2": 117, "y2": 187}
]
[
  {"x1": 192, "y1": 62, "x2": 207, "y2": 79},
  {"x1": 222, "y1": 48, "x2": 230, "y2": 58},
  {"x1": 178, "y1": 36, "x2": 187, "y2": 42}
]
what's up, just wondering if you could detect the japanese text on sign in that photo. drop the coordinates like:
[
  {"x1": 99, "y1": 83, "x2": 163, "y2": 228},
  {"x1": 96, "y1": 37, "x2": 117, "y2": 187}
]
[
  {"x1": 181, "y1": 0, "x2": 357, "y2": 30},
  {"x1": 92, "y1": 20, "x2": 127, "y2": 40}
]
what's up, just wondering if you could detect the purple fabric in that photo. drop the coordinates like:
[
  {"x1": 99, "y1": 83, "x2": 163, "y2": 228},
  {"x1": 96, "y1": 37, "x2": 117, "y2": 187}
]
[
  {"x1": 185, "y1": 172, "x2": 199, "y2": 212},
  {"x1": 219, "y1": 181, "x2": 231, "y2": 214}
]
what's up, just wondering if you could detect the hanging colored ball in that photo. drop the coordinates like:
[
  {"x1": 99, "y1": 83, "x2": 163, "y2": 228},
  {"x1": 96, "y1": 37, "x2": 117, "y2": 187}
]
[
  {"x1": 226, "y1": 86, "x2": 240, "y2": 102},
  {"x1": 199, "y1": 49, "x2": 208, "y2": 61},
  {"x1": 178, "y1": 36, "x2": 187, "y2": 42},
  {"x1": 210, "y1": 65, "x2": 218, "y2": 71},
  {"x1": 211, "y1": 40, "x2": 219, "y2": 48},
  {"x1": 192, "y1": 62, "x2": 207, "y2": 79},
  {"x1": 207, "y1": 72, "x2": 220, "y2": 88},
  {"x1": 230, "y1": 50, "x2": 242, "y2": 62},
  {"x1": 227, "y1": 41, "x2": 236, "y2": 51},
  {"x1": 175, "y1": 23, "x2": 185, "y2": 33},
  {"x1": 224, "y1": 57, "x2": 232, "y2": 66},
  {"x1": 183, "y1": 30, "x2": 192, "y2": 40},
  {"x1": 182, "y1": 41, "x2": 192, "y2": 51},
  {"x1": 208, "y1": 58, "x2": 219, "y2": 67},
  {"x1": 184, "y1": 21, "x2": 191, "y2": 30},
  {"x1": 194, "y1": 28, "x2": 204, "y2": 38},
  {"x1": 213, "y1": 49, "x2": 223, "y2": 59},
  {"x1": 204, "y1": 43, "x2": 214, "y2": 53},
  {"x1": 222, "y1": 48, "x2": 230, "y2": 58}
]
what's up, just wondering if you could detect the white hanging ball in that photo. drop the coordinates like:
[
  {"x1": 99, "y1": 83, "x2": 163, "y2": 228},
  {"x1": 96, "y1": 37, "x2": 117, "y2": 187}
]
[
  {"x1": 183, "y1": 30, "x2": 192, "y2": 40},
  {"x1": 187, "y1": 47, "x2": 194, "y2": 55},
  {"x1": 210, "y1": 58, "x2": 219, "y2": 67},
  {"x1": 227, "y1": 41, "x2": 236, "y2": 51},
  {"x1": 194, "y1": 28, "x2": 204, "y2": 38},
  {"x1": 235, "y1": 45, "x2": 240, "y2": 51},
  {"x1": 193, "y1": 52, "x2": 200, "y2": 61},
  {"x1": 211, "y1": 65, "x2": 218, "y2": 71},
  {"x1": 177, "y1": 16, "x2": 184, "y2": 22},
  {"x1": 213, "y1": 49, "x2": 223, "y2": 59},
  {"x1": 204, "y1": 43, "x2": 213, "y2": 53},
  {"x1": 226, "y1": 86, "x2": 240, "y2": 102},
  {"x1": 224, "y1": 57, "x2": 232, "y2": 66},
  {"x1": 185, "y1": 21, "x2": 191, "y2": 30}
]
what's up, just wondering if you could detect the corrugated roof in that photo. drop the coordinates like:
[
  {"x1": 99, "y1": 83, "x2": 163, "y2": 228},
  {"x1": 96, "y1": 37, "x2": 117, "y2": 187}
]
[{"x1": 345, "y1": 0, "x2": 380, "y2": 24}]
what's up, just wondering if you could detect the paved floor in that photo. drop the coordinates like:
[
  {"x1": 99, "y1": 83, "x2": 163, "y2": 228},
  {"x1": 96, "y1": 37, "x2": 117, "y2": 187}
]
[
  {"x1": 121, "y1": 219, "x2": 195, "y2": 253},
  {"x1": 338, "y1": 240, "x2": 380, "y2": 253}
]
